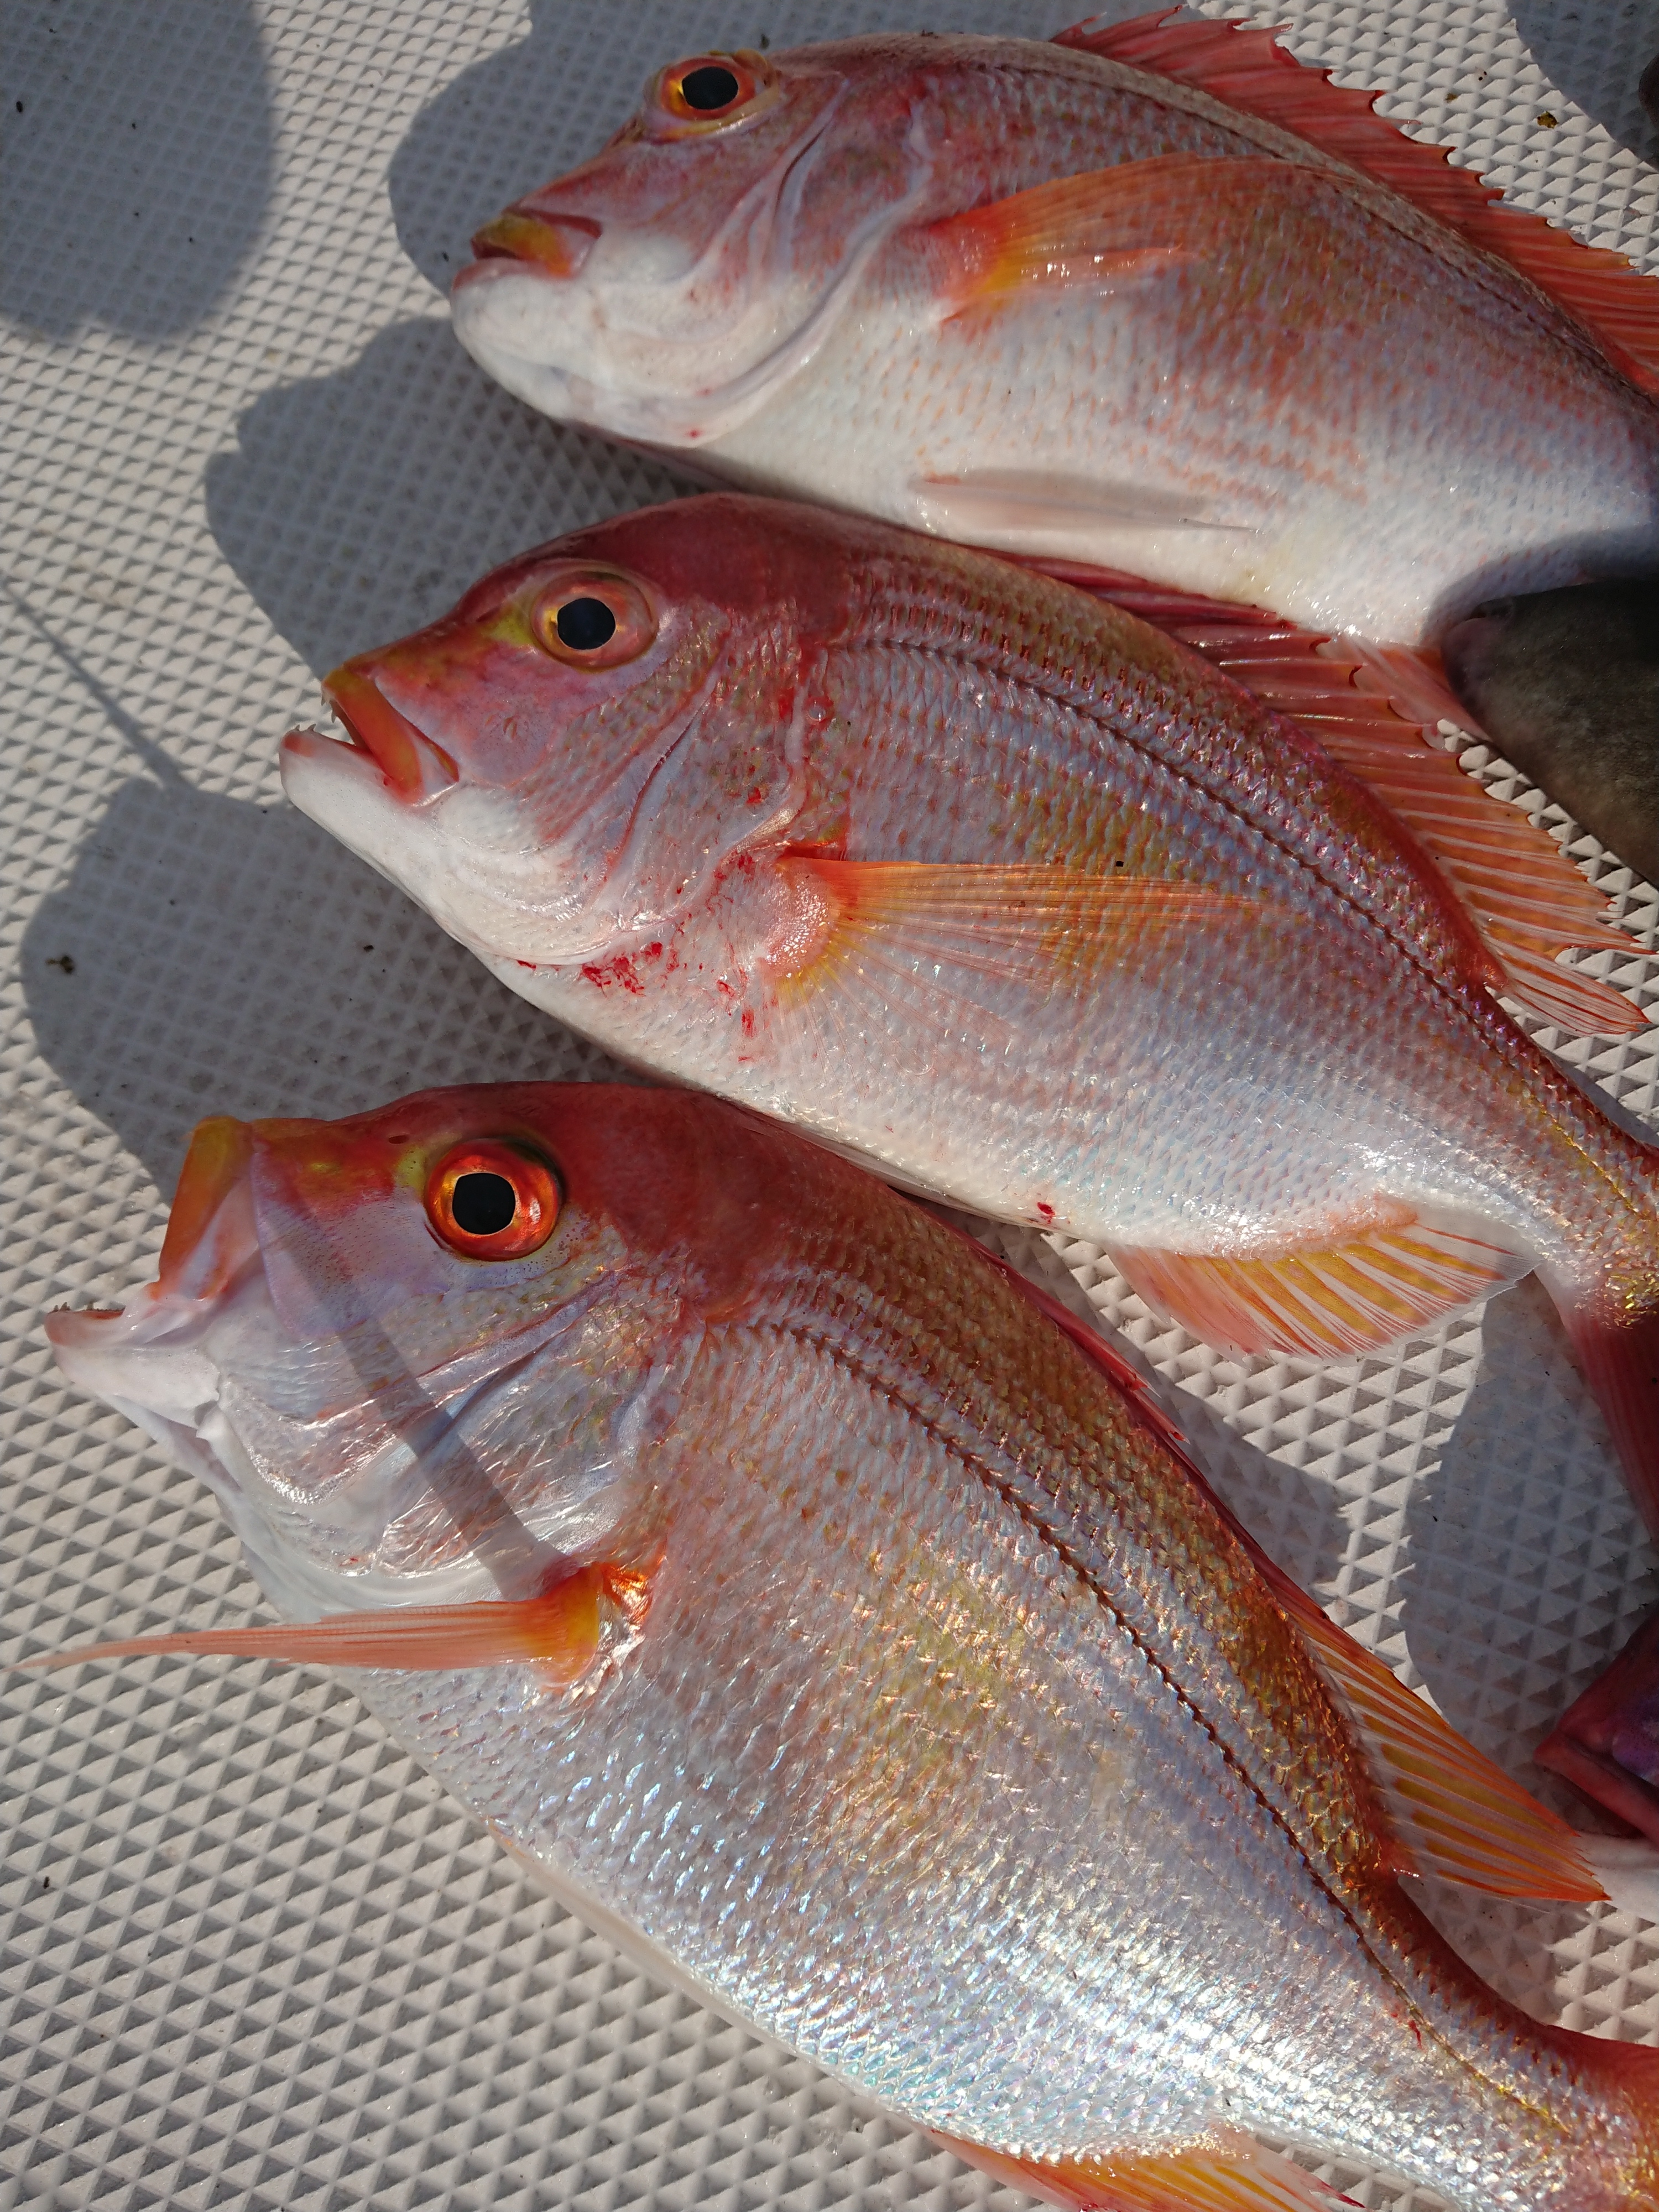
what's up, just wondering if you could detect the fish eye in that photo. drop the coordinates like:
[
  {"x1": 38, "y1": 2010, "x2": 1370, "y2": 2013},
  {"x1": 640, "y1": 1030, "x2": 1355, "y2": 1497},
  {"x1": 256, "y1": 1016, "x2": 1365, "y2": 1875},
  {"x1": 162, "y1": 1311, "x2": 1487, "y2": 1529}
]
[
  {"x1": 425, "y1": 1140, "x2": 560, "y2": 1260},
  {"x1": 655, "y1": 51, "x2": 773, "y2": 132},
  {"x1": 529, "y1": 565, "x2": 658, "y2": 669}
]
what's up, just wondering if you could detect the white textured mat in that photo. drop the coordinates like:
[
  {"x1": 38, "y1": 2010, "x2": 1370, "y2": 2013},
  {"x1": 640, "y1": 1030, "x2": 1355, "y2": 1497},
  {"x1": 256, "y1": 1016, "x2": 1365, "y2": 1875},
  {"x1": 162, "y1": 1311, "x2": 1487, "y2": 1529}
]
[{"x1": 3, "y1": 4, "x2": 1658, "y2": 2208}]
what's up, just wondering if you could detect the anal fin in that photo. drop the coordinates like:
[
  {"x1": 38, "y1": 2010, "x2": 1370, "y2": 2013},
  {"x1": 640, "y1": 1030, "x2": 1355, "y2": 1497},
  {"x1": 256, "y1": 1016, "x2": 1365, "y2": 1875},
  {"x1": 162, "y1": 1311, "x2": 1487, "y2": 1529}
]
[
  {"x1": 938, "y1": 2128, "x2": 1343, "y2": 2211},
  {"x1": 1107, "y1": 1215, "x2": 1528, "y2": 1362}
]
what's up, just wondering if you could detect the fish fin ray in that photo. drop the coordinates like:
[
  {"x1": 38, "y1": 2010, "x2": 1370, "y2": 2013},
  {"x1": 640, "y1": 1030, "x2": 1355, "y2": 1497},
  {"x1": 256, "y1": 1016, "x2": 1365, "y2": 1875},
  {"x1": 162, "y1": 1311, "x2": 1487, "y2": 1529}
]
[
  {"x1": 15, "y1": 1562, "x2": 651, "y2": 1681},
  {"x1": 926, "y1": 163, "x2": 1202, "y2": 317},
  {"x1": 1105, "y1": 1217, "x2": 1529, "y2": 1361},
  {"x1": 776, "y1": 857, "x2": 1262, "y2": 993},
  {"x1": 1006, "y1": 555, "x2": 1646, "y2": 1035},
  {"x1": 938, "y1": 2128, "x2": 1342, "y2": 2211},
  {"x1": 1053, "y1": 11, "x2": 1659, "y2": 393},
  {"x1": 1254, "y1": 1562, "x2": 1606, "y2": 1902}
]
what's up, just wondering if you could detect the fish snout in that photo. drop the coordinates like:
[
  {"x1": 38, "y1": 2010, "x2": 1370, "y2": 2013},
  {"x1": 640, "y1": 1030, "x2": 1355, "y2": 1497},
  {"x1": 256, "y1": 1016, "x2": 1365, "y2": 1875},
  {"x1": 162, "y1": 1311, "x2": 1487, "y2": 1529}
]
[
  {"x1": 463, "y1": 208, "x2": 602, "y2": 284},
  {"x1": 318, "y1": 664, "x2": 460, "y2": 802}
]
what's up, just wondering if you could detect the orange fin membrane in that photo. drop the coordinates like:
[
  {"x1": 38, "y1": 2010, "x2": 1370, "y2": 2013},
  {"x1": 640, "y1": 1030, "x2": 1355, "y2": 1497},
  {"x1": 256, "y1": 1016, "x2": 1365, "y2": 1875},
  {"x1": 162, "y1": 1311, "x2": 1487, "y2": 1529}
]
[
  {"x1": 973, "y1": 1229, "x2": 1604, "y2": 1904},
  {"x1": 938, "y1": 2128, "x2": 1345, "y2": 2211},
  {"x1": 18, "y1": 1562, "x2": 648, "y2": 1684},
  {"x1": 1258, "y1": 1557, "x2": 1605, "y2": 1902},
  {"x1": 1107, "y1": 1217, "x2": 1530, "y2": 1363},
  {"x1": 1022, "y1": 557, "x2": 1647, "y2": 1036},
  {"x1": 778, "y1": 855, "x2": 1262, "y2": 994},
  {"x1": 1055, "y1": 9, "x2": 1659, "y2": 395}
]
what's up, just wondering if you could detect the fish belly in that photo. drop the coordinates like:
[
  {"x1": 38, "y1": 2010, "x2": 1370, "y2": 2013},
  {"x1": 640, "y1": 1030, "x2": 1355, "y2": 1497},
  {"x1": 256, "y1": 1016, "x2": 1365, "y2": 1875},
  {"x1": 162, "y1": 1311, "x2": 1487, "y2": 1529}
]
[
  {"x1": 707, "y1": 200, "x2": 1659, "y2": 644},
  {"x1": 506, "y1": 879, "x2": 1597, "y2": 1286},
  {"x1": 340, "y1": 1324, "x2": 1630, "y2": 2209}
]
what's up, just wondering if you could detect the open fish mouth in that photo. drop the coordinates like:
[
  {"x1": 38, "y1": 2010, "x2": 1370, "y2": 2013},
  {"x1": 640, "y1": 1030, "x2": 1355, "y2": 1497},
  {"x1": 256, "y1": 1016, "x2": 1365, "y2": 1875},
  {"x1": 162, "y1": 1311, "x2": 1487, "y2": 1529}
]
[{"x1": 284, "y1": 666, "x2": 458, "y2": 804}]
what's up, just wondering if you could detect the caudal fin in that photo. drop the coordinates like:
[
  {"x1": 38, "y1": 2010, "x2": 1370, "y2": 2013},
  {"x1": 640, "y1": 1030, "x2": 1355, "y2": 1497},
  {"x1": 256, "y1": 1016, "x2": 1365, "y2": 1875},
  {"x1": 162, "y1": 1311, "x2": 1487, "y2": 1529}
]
[
  {"x1": 1559, "y1": 1300, "x2": 1659, "y2": 1540},
  {"x1": 1537, "y1": 1608, "x2": 1659, "y2": 1844}
]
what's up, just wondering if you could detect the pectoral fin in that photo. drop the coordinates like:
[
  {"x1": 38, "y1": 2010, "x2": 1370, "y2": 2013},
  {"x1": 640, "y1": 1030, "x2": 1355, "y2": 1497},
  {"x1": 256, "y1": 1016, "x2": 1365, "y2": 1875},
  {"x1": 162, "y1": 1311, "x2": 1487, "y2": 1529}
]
[
  {"x1": 1107, "y1": 1217, "x2": 1529, "y2": 1363},
  {"x1": 926, "y1": 161, "x2": 1203, "y2": 320},
  {"x1": 17, "y1": 1560, "x2": 654, "y2": 1683},
  {"x1": 937, "y1": 2128, "x2": 1340, "y2": 2211},
  {"x1": 776, "y1": 856, "x2": 1263, "y2": 997}
]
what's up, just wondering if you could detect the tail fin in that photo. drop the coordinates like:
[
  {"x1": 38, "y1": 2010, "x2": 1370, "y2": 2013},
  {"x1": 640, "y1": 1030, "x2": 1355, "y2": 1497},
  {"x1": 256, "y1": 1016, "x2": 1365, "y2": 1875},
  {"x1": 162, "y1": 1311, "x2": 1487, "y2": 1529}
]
[
  {"x1": 1537, "y1": 1607, "x2": 1659, "y2": 1843},
  {"x1": 1559, "y1": 1300, "x2": 1659, "y2": 1541}
]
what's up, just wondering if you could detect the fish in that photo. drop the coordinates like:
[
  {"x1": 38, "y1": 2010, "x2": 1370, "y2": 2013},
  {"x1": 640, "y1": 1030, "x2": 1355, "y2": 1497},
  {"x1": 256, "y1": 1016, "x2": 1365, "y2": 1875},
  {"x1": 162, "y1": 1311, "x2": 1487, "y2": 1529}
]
[
  {"x1": 448, "y1": 12, "x2": 1659, "y2": 650},
  {"x1": 276, "y1": 492, "x2": 1659, "y2": 1537},
  {"x1": 35, "y1": 1081, "x2": 1659, "y2": 2212},
  {"x1": 1441, "y1": 578, "x2": 1659, "y2": 890}
]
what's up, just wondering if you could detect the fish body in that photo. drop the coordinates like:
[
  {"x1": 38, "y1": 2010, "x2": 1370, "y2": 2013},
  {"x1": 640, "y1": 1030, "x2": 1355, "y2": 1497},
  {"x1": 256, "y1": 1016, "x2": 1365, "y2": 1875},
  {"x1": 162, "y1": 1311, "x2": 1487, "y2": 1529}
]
[
  {"x1": 279, "y1": 494, "x2": 1659, "y2": 1524},
  {"x1": 41, "y1": 1084, "x2": 1659, "y2": 2210},
  {"x1": 450, "y1": 22, "x2": 1659, "y2": 646},
  {"x1": 1443, "y1": 579, "x2": 1659, "y2": 889}
]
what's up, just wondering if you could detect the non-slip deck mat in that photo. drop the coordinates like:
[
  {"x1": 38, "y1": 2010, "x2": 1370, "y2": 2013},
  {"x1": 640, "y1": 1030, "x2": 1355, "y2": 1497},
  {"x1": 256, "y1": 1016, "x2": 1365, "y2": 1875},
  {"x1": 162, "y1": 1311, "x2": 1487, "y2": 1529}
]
[{"x1": 3, "y1": 4, "x2": 1658, "y2": 2208}]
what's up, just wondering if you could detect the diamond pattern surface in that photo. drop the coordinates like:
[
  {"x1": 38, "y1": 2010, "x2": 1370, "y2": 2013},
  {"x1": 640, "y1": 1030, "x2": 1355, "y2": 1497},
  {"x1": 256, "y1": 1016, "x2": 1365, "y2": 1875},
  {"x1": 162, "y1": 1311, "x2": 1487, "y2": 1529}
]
[{"x1": 2, "y1": 3, "x2": 1657, "y2": 2208}]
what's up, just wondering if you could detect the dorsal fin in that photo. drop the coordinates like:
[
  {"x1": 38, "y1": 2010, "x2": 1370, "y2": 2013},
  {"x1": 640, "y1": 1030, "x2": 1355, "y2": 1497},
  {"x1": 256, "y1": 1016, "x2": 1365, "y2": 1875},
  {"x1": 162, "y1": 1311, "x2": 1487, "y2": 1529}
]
[
  {"x1": 1016, "y1": 554, "x2": 1648, "y2": 1037},
  {"x1": 1055, "y1": 10, "x2": 1659, "y2": 395}
]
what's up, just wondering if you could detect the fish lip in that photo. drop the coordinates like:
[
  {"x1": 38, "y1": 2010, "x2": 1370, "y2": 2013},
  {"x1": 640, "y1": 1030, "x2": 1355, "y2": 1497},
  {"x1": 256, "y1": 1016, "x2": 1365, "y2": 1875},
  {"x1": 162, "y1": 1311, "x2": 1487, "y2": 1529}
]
[
  {"x1": 314, "y1": 666, "x2": 460, "y2": 802},
  {"x1": 465, "y1": 208, "x2": 601, "y2": 283}
]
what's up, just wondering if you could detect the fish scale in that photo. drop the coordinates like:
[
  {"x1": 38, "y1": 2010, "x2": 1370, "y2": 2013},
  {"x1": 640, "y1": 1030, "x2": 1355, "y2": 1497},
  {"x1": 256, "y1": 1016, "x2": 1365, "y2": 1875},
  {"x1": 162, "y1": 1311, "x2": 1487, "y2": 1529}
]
[
  {"x1": 41, "y1": 1084, "x2": 1659, "y2": 2206},
  {"x1": 281, "y1": 494, "x2": 1659, "y2": 1532},
  {"x1": 451, "y1": 27, "x2": 1659, "y2": 645}
]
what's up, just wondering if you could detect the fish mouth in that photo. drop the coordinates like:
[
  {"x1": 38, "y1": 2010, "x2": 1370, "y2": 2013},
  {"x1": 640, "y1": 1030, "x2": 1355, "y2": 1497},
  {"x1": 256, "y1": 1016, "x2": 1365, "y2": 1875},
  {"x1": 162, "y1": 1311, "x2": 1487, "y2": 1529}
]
[
  {"x1": 461, "y1": 208, "x2": 602, "y2": 286},
  {"x1": 293, "y1": 665, "x2": 460, "y2": 802}
]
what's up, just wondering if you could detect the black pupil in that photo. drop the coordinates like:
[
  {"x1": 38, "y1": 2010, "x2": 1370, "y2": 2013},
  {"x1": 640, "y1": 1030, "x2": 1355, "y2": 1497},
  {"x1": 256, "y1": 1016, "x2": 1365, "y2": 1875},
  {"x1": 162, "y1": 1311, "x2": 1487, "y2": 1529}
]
[
  {"x1": 681, "y1": 64, "x2": 740, "y2": 111},
  {"x1": 452, "y1": 1171, "x2": 517, "y2": 1238},
  {"x1": 556, "y1": 596, "x2": 618, "y2": 651}
]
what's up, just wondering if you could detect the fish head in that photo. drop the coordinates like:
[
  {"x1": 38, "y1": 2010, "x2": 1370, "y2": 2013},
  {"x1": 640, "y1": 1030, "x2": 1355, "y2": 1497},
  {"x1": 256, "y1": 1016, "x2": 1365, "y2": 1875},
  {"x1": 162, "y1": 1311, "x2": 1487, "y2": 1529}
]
[
  {"x1": 450, "y1": 39, "x2": 938, "y2": 444},
  {"x1": 279, "y1": 495, "x2": 848, "y2": 971},
  {"x1": 46, "y1": 1084, "x2": 788, "y2": 1619}
]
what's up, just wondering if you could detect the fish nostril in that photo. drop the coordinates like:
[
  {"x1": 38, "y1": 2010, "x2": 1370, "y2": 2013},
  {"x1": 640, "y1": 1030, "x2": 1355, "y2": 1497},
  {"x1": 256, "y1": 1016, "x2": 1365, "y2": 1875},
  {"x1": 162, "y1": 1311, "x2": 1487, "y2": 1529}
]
[{"x1": 469, "y1": 210, "x2": 601, "y2": 279}]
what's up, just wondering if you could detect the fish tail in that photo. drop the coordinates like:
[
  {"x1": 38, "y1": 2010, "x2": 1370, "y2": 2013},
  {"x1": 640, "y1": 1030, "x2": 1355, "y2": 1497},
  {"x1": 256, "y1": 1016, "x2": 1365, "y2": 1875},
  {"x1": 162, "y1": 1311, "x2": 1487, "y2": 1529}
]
[{"x1": 1554, "y1": 1264, "x2": 1659, "y2": 1541}]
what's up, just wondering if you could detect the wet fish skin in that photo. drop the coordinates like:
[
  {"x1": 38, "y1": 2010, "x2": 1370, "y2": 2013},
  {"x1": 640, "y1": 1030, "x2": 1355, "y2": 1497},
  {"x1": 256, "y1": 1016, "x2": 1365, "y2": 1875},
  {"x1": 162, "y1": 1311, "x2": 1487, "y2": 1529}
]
[
  {"x1": 1442, "y1": 579, "x2": 1659, "y2": 889},
  {"x1": 450, "y1": 28, "x2": 1659, "y2": 646},
  {"x1": 278, "y1": 493, "x2": 1659, "y2": 1530},
  {"x1": 41, "y1": 1083, "x2": 1659, "y2": 2210}
]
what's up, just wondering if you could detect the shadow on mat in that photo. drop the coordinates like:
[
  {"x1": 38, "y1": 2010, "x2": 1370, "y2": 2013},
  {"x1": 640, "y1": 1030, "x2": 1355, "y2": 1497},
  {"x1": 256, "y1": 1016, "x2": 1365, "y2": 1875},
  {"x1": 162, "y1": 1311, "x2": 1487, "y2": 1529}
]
[
  {"x1": 1, "y1": 0, "x2": 273, "y2": 341},
  {"x1": 204, "y1": 316, "x2": 690, "y2": 677}
]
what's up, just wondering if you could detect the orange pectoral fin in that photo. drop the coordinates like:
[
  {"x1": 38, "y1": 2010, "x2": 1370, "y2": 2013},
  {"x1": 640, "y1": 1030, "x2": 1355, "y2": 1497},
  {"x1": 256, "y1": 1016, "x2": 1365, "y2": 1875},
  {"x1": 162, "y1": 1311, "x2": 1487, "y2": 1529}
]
[
  {"x1": 774, "y1": 855, "x2": 1264, "y2": 996},
  {"x1": 936, "y1": 2129, "x2": 1344, "y2": 2211},
  {"x1": 927, "y1": 158, "x2": 1223, "y2": 319},
  {"x1": 17, "y1": 1561, "x2": 653, "y2": 1685}
]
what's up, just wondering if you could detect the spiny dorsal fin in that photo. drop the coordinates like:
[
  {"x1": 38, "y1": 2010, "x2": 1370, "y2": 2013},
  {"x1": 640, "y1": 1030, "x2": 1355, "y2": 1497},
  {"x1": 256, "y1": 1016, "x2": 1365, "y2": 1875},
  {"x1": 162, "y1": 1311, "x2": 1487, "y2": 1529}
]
[
  {"x1": 1055, "y1": 9, "x2": 1659, "y2": 396},
  {"x1": 1018, "y1": 555, "x2": 1648, "y2": 1037}
]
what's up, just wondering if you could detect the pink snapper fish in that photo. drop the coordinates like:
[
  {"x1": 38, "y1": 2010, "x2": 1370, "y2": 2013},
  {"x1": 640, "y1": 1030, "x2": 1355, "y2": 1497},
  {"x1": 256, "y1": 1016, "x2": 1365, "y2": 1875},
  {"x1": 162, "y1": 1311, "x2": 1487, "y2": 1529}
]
[
  {"x1": 276, "y1": 494, "x2": 1659, "y2": 1541},
  {"x1": 450, "y1": 12, "x2": 1659, "y2": 649},
  {"x1": 36, "y1": 1083, "x2": 1659, "y2": 2212}
]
